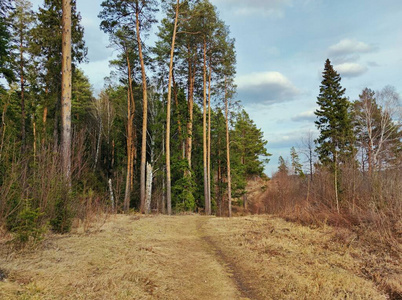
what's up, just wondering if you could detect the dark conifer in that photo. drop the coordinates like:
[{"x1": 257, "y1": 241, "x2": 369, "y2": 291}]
[{"x1": 315, "y1": 59, "x2": 355, "y2": 168}]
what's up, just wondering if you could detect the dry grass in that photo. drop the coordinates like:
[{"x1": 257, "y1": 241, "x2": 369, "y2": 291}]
[
  {"x1": 0, "y1": 214, "x2": 240, "y2": 300},
  {"x1": 201, "y1": 215, "x2": 391, "y2": 300},
  {"x1": 0, "y1": 214, "x2": 392, "y2": 299}
]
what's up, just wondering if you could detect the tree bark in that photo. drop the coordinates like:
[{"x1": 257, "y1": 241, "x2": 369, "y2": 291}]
[
  {"x1": 123, "y1": 49, "x2": 135, "y2": 212},
  {"x1": 166, "y1": 0, "x2": 180, "y2": 215},
  {"x1": 19, "y1": 30, "x2": 26, "y2": 148},
  {"x1": 186, "y1": 54, "x2": 195, "y2": 171},
  {"x1": 145, "y1": 162, "x2": 153, "y2": 214},
  {"x1": 207, "y1": 62, "x2": 212, "y2": 215},
  {"x1": 42, "y1": 106, "x2": 47, "y2": 147},
  {"x1": 173, "y1": 74, "x2": 184, "y2": 159},
  {"x1": 94, "y1": 113, "x2": 102, "y2": 171},
  {"x1": 334, "y1": 150, "x2": 339, "y2": 213},
  {"x1": 33, "y1": 117, "x2": 36, "y2": 162},
  {"x1": 202, "y1": 38, "x2": 209, "y2": 215},
  {"x1": 225, "y1": 78, "x2": 232, "y2": 217},
  {"x1": 162, "y1": 132, "x2": 166, "y2": 214},
  {"x1": 124, "y1": 87, "x2": 132, "y2": 212},
  {"x1": 61, "y1": 0, "x2": 72, "y2": 183},
  {"x1": 108, "y1": 178, "x2": 115, "y2": 211},
  {"x1": 136, "y1": 5, "x2": 148, "y2": 214}
]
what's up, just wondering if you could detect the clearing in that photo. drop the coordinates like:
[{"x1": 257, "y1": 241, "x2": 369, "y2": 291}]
[{"x1": 0, "y1": 214, "x2": 398, "y2": 299}]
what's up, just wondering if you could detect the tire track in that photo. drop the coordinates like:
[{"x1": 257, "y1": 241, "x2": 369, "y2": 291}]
[{"x1": 196, "y1": 218, "x2": 263, "y2": 300}]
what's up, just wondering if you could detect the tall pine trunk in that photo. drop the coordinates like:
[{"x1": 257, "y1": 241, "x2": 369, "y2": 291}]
[
  {"x1": 225, "y1": 78, "x2": 232, "y2": 217},
  {"x1": 202, "y1": 39, "x2": 209, "y2": 215},
  {"x1": 207, "y1": 63, "x2": 212, "y2": 215},
  {"x1": 186, "y1": 55, "x2": 195, "y2": 171},
  {"x1": 166, "y1": 0, "x2": 180, "y2": 215},
  {"x1": 124, "y1": 88, "x2": 132, "y2": 212},
  {"x1": 61, "y1": 0, "x2": 72, "y2": 183},
  {"x1": 124, "y1": 50, "x2": 135, "y2": 212},
  {"x1": 136, "y1": 6, "x2": 148, "y2": 214}
]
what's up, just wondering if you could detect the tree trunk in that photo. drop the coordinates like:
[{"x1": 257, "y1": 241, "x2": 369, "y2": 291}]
[
  {"x1": 19, "y1": 33, "x2": 26, "y2": 148},
  {"x1": 334, "y1": 151, "x2": 339, "y2": 213},
  {"x1": 207, "y1": 63, "x2": 212, "y2": 215},
  {"x1": 108, "y1": 178, "x2": 115, "y2": 211},
  {"x1": 166, "y1": 0, "x2": 180, "y2": 215},
  {"x1": 309, "y1": 146, "x2": 313, "y2": 182},
  {"x1": 145, "y1": 162, "x2": 153, "y2": 214},
  {"x1": 33, "y1": 117, "x2": 36, "y2": 162},
  {"x1": 0, "y1": 98, "x2": 9, "y2": 160},
  {"x1": 172, "y1": 74, "x2": 184, "y2": 159},
  {"x1": 162, "y1": 133, "x2": 166, "y2": 214},
  {"x1": 124, "y1": 49, "x2": 135, "y2": 212},
  {"x1": 202, "y1": 39, "x2": 209, "y2": 215},
  {"x1": 368, "y1": 139, "x2": 373, "y2": 176},
  {"x1": 186, "y1": 46, "x2": 196, "y2": 172},
  {"x1": 42, "y1": 106, "x2": 47, "y2": 147},
  {"x1": 136, "y1": 6, "x2": 148, "y2": 214},
  {"x1": 61, "y1": 0, "x2": 72, "y2": 183},
  {"x1": 225, "y1": 78, "x2": 232, "y2": 217},
  {"x1": 217, "y1": 162, "x2": 222, "y2": 217},
  {"x1": 124, "y1": 87, "x2": 132, "y2": 212},
  {"x1": 94, "y1": 114, "x2": 102, "y2": 171}
]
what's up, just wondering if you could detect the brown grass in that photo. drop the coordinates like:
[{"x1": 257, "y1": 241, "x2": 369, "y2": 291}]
[
  {"x1": 244, "y1": 176, "x2": 401, "y2": 299},
  {"x1": 0, "y1": 214, "x2": 240, "y2": 299},
  {"x1": 202, "y1": 215, "x2": 390, "y2": 300},
  {"x1": 0, "y1": 214, "x2": 391, "y2": 299}
]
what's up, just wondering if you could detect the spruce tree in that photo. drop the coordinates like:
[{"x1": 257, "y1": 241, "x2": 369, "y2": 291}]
[
  {"x1": 0, "y1": 0, "x2": 14, "y2": 83},
  {"x1": 315, "y1": 59, "x2": 355, "y2": 212},
  {"x1": 315, "y1": 59, "x2": 355, "y2": 167},
  {"x1": 277, "y1": 156, "x2": 288, "y2": 175},
  {"x1": 290, "y1": 146, "x2": 303, "y2": 177}
]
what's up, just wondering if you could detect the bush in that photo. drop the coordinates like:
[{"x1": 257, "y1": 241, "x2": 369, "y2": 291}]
[
  {"x1": 50, "y1": 192, "x2": 73, "y2": 234},
  {"x1": 12, "y1": 204, "x2": 46, "y2": 246}
]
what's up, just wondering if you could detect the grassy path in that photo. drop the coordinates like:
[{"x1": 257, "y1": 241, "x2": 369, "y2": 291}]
[{"x1": 0, "y1": 214, "x2": 389, "y2": 299}]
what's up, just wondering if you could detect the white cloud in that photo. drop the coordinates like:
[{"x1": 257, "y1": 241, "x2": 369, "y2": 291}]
[
  {"x1": 335, "y1": 63, "x2": 368, "y2": 78},
  {"x1": 236, "y1": 72, "x2": 300, "y2": 104},
  {"x1": 328, "y1": 39, "x2": 374, "y2": 57}
]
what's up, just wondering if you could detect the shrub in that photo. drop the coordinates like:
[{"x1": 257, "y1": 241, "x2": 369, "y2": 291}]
[
  {"x1": 12, "y1": 204, "x2": 46, "y2": 246},
  {"x1": 50, "y1": 192, "x2": 73, "y2": 234}
]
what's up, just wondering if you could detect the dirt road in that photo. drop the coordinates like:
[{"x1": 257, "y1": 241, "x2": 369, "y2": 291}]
[{"x1": 0, "y1": 215, "x2": 388, "y2": 299}]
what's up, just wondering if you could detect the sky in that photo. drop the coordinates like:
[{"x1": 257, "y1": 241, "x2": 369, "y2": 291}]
[{"x1": 28, "y1": 0, "x2": 402, "y2": 176}]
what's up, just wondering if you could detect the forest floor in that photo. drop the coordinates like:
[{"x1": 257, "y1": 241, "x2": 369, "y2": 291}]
[{"x1": 0, "y1": 214, "x2": 399, "y2": 299}]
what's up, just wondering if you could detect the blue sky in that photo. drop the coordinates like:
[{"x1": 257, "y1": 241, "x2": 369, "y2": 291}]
[{"x1": 29, "y1": 0, "x2": 402, "y2": 175}]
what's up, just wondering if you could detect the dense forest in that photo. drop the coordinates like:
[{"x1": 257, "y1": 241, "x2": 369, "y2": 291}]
[
  {"x1": 0, "y1": 0, "x2": 401, "y2": 248},
  {"x1": 0, "y1": 0, "x2": 271, "y2": 237}
]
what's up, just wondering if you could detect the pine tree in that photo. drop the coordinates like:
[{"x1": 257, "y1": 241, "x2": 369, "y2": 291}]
[
  {"x1": 30, "y1": 0, "x2": 86, "y2": 148},
  {"x1": 99, "y1": 0, "x2": 158, "y2": 213},
  {"x1": 231, "y1": 109, "x2": 270, "y2": 208}
]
